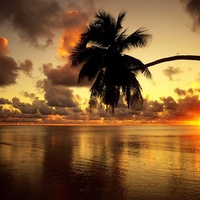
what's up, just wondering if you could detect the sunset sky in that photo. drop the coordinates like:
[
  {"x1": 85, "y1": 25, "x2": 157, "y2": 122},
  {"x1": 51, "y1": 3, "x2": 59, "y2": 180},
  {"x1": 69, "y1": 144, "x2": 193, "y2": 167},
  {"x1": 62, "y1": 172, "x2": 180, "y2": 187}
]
[{"x1": 1, "y1": 0, "x2": 200, "y2": 125}]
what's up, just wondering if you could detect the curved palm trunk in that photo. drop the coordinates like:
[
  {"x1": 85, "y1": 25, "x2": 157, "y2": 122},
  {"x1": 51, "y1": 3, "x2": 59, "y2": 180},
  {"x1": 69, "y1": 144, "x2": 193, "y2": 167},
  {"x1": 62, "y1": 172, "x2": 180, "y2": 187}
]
[{"x1": 145, "y1": 55, "x2": 200, "y2": 68}]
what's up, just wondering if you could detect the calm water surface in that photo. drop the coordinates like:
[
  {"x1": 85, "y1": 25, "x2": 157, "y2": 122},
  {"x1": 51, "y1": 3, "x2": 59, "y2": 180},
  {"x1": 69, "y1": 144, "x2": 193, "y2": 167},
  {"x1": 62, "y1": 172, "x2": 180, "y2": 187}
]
[{"x1": 0, "y1": 125, "x2": 200, "y2": 200}]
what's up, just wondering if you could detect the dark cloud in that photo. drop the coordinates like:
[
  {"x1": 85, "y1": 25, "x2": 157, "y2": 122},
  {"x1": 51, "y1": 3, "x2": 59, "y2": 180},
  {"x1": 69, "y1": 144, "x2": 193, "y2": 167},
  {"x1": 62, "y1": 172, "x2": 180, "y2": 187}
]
[
  {"x1": 12, "y1": 97, "x2": 38, "y2": 114},
  {"x1": 43, "y1": 63, "x2": 90, "y2": 87},
  {"x1": 36, "y1": 79, "x2": 81, "y2": 107},
  {"x1": 19, "y1": 59, "x2": 33, "y2": 77},
  {"x1": 0, "y1": 0, "x2": 97, "y2": 49},
  {"x1": 1, "y1": 107, "x2": 18, "y2": 114},
  {"x1": 86, "y1": 97, "x2": 163, "y2": 121},
  {"x1": 129, "y1": 94, "x2": 200, "y2": 123},
  {"x1": 0, "y1": 87, "x2": 84, "y2": 123},
  {"x1": 0, "y1": 97, "x2": 11, "y2": 104},
  {"x1": 0, "y1": 0, "x2": 61, "y2": 48},
  {"x1": 0, "y1": 56, "x2": 35, "y2": 86},
  {"x1": 174, "y1": 87, "x2": 200, "y2": 97},
  {"x1": 162, "y1": 66, "x2": 182, "y2": 81},
  {"x1": 0, "y1": 38, "x2": 19, "y2": 86},
  {"x1": 20, "y1": 90, "x2": 82, "y2": 115},
  {"x1": 5, "y1": 92, "x2": 82, "y2": 117},
  {"x1": 149, "y1": 100, "x2": 163, "y2": 112},
  {"x1": 174, "y1": 88, "x2": 187, "y2": 96},
  {"x1": 20, "y1": 91, "x2": 38, "y2": 100},
  {"x1": 45, "y1": 86, "x2": 79, "y2": 107},
  {"x1": 181, "y1": 0, "x2": 200, "y2": 31},
  {"x1": 158, "y1": 94, "x2": 200, "y2": 122},
  {"x1": 111, "y1": 99, "x2": 163, "y2": 121},
  {"x1": 0, "y1": 37, "x2": 35, "y2": 86},
  {"x1": 160, "y1": 96, "x2": 178, "y2": 110},
  {"x1": 0, "y1": 55, "x2": 19, "y2": 86},
  {"x1": 43, "y1": 63, "x2": 78, "y2": 86},
  {"x1": 0, "y1": 108, "x2": 44, "y2": 124},
  {"x1": 178, "y1": 95, "x2": 200, "y2": 114},
  {"x1": 89, "y1": 96, "x2": 166, "y2": 124},
  {"x1": 187, "y1": 88, "x2": 194, "y2": 95},
  {"x1": 195, "y1": 88, "x2": 200, "y2": 93},
  {"x1": 33, "y1": 99, "x2": 55, "y2": 115}
]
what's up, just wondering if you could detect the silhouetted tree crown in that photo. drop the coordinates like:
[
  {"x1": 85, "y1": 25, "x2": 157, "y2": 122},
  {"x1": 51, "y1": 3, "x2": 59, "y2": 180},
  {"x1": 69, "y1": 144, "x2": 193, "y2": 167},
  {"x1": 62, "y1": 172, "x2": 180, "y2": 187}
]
[{"x1": 70, "y1": 10, "x2": 152, "y2": 113}]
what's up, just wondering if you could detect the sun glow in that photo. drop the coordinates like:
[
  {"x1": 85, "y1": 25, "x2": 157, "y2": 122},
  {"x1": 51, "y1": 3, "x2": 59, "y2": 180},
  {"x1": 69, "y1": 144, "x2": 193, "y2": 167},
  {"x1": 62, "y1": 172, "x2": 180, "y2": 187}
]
[{"x1": 188, "y1": 118, "x2": 200, "y2": 126}]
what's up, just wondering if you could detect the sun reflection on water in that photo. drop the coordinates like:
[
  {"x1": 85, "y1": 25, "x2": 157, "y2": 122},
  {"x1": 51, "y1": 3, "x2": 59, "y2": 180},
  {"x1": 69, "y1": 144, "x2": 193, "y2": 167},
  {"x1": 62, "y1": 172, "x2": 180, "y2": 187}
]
[{"x1": 1, "y1": 125, "x2": 200, "y2": 199}]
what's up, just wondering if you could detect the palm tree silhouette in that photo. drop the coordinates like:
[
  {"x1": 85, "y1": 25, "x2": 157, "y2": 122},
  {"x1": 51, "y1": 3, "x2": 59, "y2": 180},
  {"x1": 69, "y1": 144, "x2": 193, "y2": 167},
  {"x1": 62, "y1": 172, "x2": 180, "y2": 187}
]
[
  {"x1": 70, "y1": 10, "x2": 200, "y2": 113},
  {"x1": 70, "y1": 10, "x2": 152, "y2": 113}
]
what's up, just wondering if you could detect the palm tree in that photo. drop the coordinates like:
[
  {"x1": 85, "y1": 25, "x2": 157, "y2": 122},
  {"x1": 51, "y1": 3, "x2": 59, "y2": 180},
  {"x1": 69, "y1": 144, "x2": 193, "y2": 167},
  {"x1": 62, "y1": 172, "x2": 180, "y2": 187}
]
[
  {"x1": 70, "y1": 10, "x2": 200, "y2": 113},
  {"x1": 70, "y1": 10, "x2": 152, "y2": 113}
]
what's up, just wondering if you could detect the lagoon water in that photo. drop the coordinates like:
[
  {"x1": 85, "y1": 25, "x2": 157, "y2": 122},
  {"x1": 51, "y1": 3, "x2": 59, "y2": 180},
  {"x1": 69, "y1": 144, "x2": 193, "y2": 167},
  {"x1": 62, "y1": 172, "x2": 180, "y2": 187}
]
[{"x1": 0, "y1": 125, "x2": 200, "y2": 200}]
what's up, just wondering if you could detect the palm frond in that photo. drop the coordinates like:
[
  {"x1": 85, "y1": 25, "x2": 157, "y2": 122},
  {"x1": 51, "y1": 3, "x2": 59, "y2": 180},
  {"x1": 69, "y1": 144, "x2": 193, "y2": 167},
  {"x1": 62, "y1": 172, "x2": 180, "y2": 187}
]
[
  {"x1": 129, "y1": 74, "x2": 143, "y2": 106},
  {"x1": 122, "y1": 55, "x2": 144, "y2": 75},
  {"x1": 93, "y1": 10, "x2": 119, "y2": 46},
  {"x1": 89, "y1": 96, "x2": 98, "y2": 111},
  {"x1": 122, "y1": 73, "x2": 143, "y2": 108},
  {"x1": 122, "y1": 55, "x2": 144, "y2": 68},
  {"x1": 115, "y1": 29, "x2": 127, "y2": 47},
  {"x1": 103, "y1": 86, "x2": 120, "y2": 113},
  {"x1": 122, "y1": 86, "x2": 131, "y2": 108},
  {"x1": 120, "y1": 28, "x2": 152, "y2": 52},
  {"x1": 116, "y1": 11, "x2": 126, "y2": 30},
  {"x1": 142, "y1": 68, "x2": 152, "y2": 79},
  {"x1": 71, "y1": 46, "x2": 105, "y2": 67},
  {"x1": 70, "y1": 42, "x2": 86, "y2": 66},
  {"x1": 122, "y1": 55, "x2": 152, "y2": 79},
  {"x1": 78, "y1": 54, "x2": 104, "y2": 83},
  {"x1": 89, "y1": 69, "x2": 105, "y2": 97},
  {"x1": 89, "y1": 70, "x2": 105, "y2": 111},
  {"x1": 95, "y1": 10, "x2": 116, "y2": 29},
  {"x1": 83, "y1": 24, "x2": 105, "y2": 47},
  {"x1": 79, "y1": 26, "x2": 92, "y2": 46}
]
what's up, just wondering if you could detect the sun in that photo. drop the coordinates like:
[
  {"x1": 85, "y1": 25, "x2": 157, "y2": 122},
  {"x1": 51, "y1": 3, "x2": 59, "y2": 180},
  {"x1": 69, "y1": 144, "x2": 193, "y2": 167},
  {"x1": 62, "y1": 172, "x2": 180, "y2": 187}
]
[
  {"x1": 189, "y1": 118, "x2": 200, "y2": 126},
  {"x1": 0, "y1": 37, "x2": 8, "y2": 47}
]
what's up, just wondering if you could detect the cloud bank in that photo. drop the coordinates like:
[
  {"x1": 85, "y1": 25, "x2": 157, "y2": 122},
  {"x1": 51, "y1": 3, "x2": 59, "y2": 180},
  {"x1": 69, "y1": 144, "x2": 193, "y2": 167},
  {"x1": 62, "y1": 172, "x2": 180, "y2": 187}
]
[
  {"x1": 0, "y1": 0, "x2": 97, "y2": 49},
  {"x1": 181, "y1": 0, "x2": 200, "y2": 31},
  {"x1": 1, "y1": 85, "x2": 200, "y2": 124}
]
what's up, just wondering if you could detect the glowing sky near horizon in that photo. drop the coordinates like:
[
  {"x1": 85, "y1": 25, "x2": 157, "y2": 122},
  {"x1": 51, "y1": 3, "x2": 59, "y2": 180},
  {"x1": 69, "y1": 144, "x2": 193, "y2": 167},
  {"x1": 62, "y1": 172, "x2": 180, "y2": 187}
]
[{"x1": 0, "y1": 0, "x2": 200, "y2": 125}]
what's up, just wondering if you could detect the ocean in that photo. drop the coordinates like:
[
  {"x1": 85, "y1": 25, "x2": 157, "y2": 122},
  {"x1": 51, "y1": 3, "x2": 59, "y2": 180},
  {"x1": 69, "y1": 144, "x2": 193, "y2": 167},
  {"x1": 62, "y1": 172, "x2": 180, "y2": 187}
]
[{"x1": 0, "y1": 125, "x2": 200, "y2": 200}]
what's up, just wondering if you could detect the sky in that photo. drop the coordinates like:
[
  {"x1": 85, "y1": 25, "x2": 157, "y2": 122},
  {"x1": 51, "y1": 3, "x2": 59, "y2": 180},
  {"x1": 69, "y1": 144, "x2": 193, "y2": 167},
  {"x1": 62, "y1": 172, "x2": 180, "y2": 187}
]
[{"x1": 0, "y1": 0, "x2": 200, "y2": 125}]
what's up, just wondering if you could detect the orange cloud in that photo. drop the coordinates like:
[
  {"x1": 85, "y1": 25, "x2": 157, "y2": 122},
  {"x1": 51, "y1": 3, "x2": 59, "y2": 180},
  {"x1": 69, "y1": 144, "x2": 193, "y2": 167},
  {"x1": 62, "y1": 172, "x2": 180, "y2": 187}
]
[
  {"x1": 46, "y1": 114, "x2": 64, "y2": 122},
  {"x1": 57, "y1": 29, "x2": 81, "y2": 58},
  {"x1": 57, "y1": 10, "x2": 89, "y2": 59}
]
